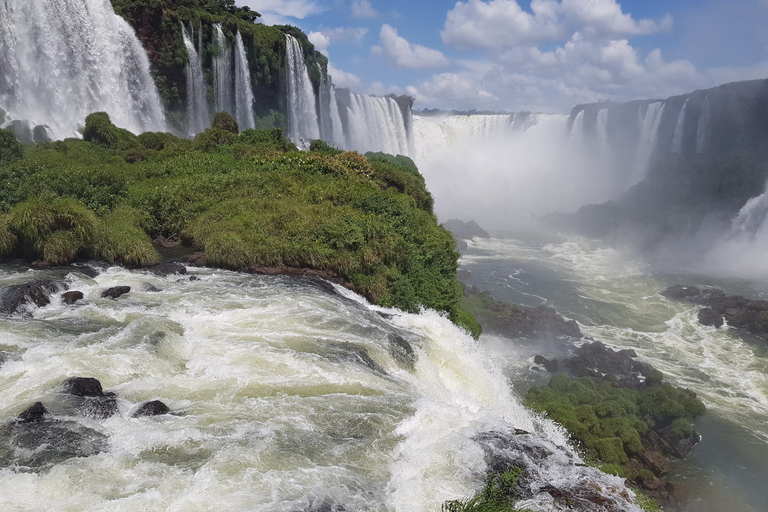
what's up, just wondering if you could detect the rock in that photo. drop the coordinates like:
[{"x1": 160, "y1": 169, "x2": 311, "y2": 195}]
[
  {"x1": 534, "y1": 355, "x2": 558, "y2": 372},
  {"x1": 698, "y1": 308, "x2": 723, "y2": 327},
  {"x1": 102, "y1": 286, "x2": 130, "y2": 299},
  {"x1": 667, "y1": 286, "x2": 768, "y2": 338},
  {"x1": 0, "y1": 280, "x2": 66, "y2": 314},
  {"x1": 638, "y1": 449, "x2": 669, "y2": 476},
  {"x1": 62, "y1": 377, "x2": 105, "y2": 397},
  {"x1": 61, "y1": 291, "x2": 84, "y2": 304},
  {"x1": 143, "y1": 283, "x2": 162, "y2": 292},
  {"x1": 187, "y1": 251, "x2": 208, "y2": 267},
  {"x1": 18, "y1": 402, "x2": 50, "y2": 423},
  {"x1": 455, "y1": 238, "x2": 468, "y2": 252},
  {"x1": 133, "y1": 400, "x2": 170, "y2": 417},
  {"x1": 661, "y1": 284, "x2": 700, "y2": 299},
  {"x1": 152, "y1": 236, "x2": 177, "y2": 248},
  {"x1": 443, "y1": 219, "x2": 491, "y2": 240},
  {"x1": 1, "y1": 418, "x2": 108, "y2": 468},
  {"x1": 147, "y1": 262, "x2": 187, "y2": 277},
  {"x1": 388, "y1": 333, "x2": 416, "y2": 369}
]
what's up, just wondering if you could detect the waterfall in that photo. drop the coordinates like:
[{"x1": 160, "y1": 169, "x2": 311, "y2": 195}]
[
  {"x1": 596, "y1": 108, "x2": 609, "y2": 154},
  {"x1": 671, "y1": 99, "x2": 689, "y2": 153},
  {"x1": 285, "y1": 34, "x2": 320, "y2": 141},
  {"x1": 328, "y1": 85, "x2": 344, "y2": 147},
  {"x1": 345, "y1": 93, "x2": 412, "y2": 156},
  {"x1": 570, "y1": 110, "x2": 585, "y2": 143},
  {"x1": 213, "y1": 24, "x2": 233, "y2": 116},
  {"x1": 182, "y1": 23, "x2": 210, "y2": 135},
  {"x1": 633, "y1": 101, "x2": 665, "y2": 182},
  {"x1": 0, "y1": 0, "x2": 165, "y2": 139},
  {"x1": 234, "y1": 31, "x2": 255, "y2": 131},
  {"x1": 697, "y1": 96, "x2": 711, "y2": 154}
]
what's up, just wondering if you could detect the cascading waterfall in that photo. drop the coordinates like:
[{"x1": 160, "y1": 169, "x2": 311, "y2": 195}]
[
  {"x1": 671, "y1": 98, "x2": 689, "y2": 153},
  {"x1": 0, "y1": 0, "x2": 165, "y2": 139},
  {"x1": 328, "y1": 84, "x2": 344, "y2": 147},
  {"x1": 345, "y1": 93, "x2": 412, "y2": 156},
  {"x1": 633, "y1": 101, "x2": 665, "y2": 183},
  {"x1": 181, "y1": 23, "x2": 210, "y2": 135},
  {"x1": 596, "y1": 108, "x2": 609, "y2": 154},
  {"x1": 234, "y1": 31, "x2": 255, "y2": 131},
  {"x1": 285, "y1": 34, "x2": 320, "y2": 142},
  {"x1": 213, "y1": 24, "x2": 234, "y2": 116},
  {"x1": 570, "y1": 110, "x2": 586, "y2": 144},
  {"x1": 697, "y1": 95, "x2": 711, "y2": 154}
]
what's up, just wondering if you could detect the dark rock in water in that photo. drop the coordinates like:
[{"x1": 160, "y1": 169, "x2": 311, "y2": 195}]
[
  {"x1": 661, "y1": 284, "x2": 700, "y2": 299},
  {"x1": 443, "y1": 219, "x2": 491, "y2": 240},
  {"x1": 70, "y1": 264, "x2": 101, "y2": 278},
  {"x1": 187, "y1": 251, "x2": 208, "y2": 267},
  {"x1": 18, "y1": 402, "x2": 50, "y2": 423},
  {"x1": 102, "y1": 286, "x2": 130, "y2": 299},
  {"x1": 328, "y1": 344, "x2": 387, "y2": 375},
  {"x1": 698, "y1": 308, "x2": 723, "y2": 327},
  {"x1": 566, "y1": 341, "x2": 650, "y2": 382},
  {"x1": 152, "y1": 236, "x2": 177, "y2": 248},
  {"x1": 133, "y1": 400, "x2": 170, "y2": 417},
  {"x1": 63, "y1": 377, "x2": 105, "y2": 397},
  {"x1": 0, "y1": 280, "x2": 66, "y2": 314},
  {"x1": 148, "y1": 262, "x2": 187, "y2": 277},
  {"x1": 387, "y1": 333, "x2": 416, "y2": 369},
  {"x1": 1, "y1": 418, "x2": 108, "y2": 468},
  {"x1": 534, "y1": 354, "x2": 559, "y2": 373},
  {"x1": 33, "y1": 125, "x2": 51, "y2": 144},
  {"x1": 61, "y1": 291, "x2": 84, "y2": 304},
  {"x1": 144, "y1": 283, "x2": 162, "y2": 292}
]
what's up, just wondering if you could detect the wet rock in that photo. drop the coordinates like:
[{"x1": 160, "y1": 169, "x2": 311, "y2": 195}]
[
  {"x1": 387, "y1": 333, "x2": 416, "y2": 369},
  {"x1": 152, "y1": 236, "x2": 177, "y2": 248},
  {"x1": 187, "y1": 251, "x2": 208, "y2": 267},
  {"x1": 148, "y1": 262, "x2": 187, "y2": 277},
  {"x1": 62, "y1": 377, "x2": 105, "y2": 397},
  {"x1": 70, "y1": 264, "x2": 101, "y2": 278},
  {"x1": 102, "y1": 286, "x2": 130, "y2": 299},
  {"x1": 133, "y1": 400, "x2": 170, "y2": 417},
  {"x1": 534, "y1": 354, "x2": 559, "y2": 373},
  {"x1": 61, "y1": 377, "x2": 118, "y2": 419},
  {"x1": 17, "y1": 402, "x2": 50, "y2": 423},
  {"x1": 697, "y1": 307, "x2": 723, "y2": 327},
  {"x1": 638, "y1": 449, "x2": 669, "y2": 476},
  {"x1": 144, "y1": 283, "x2": 162, "y2": 292},
  {"x1": 566, "y1": 341, "x2": 647, "y2": 380},
  {"x1": 296, "y1": 500, "x2": 349, "y2": 512},
  {"x1": 61, "y1": 291, "x2": 84, "y2": 304},
  {"x1": 0, "y1": 280, "x2": 66, "y2": 314},
  {"x1": 443, "y1": 219, "x2": 491, "y2": 240},
  {"x1": 660, "y1": 284, "x2": 700, "y2": 299}
]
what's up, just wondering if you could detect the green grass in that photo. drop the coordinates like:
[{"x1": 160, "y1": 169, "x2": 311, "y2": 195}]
[{"x1": 443, "y1": 469, "x2": 530, "y2": 512}]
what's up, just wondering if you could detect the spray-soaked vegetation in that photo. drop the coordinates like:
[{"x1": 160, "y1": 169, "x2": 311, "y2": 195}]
[{"x1": 0, "y1": 113, "x2": 477, "y2": 334}]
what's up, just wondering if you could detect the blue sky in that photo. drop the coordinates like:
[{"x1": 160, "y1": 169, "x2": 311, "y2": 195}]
[{"x1": 241, "y1": 0, "x2": 768, "y2": 113}]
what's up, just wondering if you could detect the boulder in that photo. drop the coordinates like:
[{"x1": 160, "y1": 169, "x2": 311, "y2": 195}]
[
  {"x1": 61, "y1": 291, "x2": 84, "y2": 304},
  {"x1": 62, "y1": 377, "x2": 104, "y2": 397},
  {"x1": 660, "y1": 285, "x2": 700, "y2": 299},
  {"x1": 1, "y1": 418, "x2": 108, "y2": 468},
  {"x1": 0, "y1": 280, "x2": 66, "y2": 314},
  {"x1": 187, "y1": 251, "x2": 208, "y2": 267},
  {"x1": 534, "y1": 354, "x2": 559, "y2": 373},
  {"x1": 148, "y1": 262, "x2": 187, "y2": 277},
  {"x1": 152, "y1": 236, "x2": 177, "y2": 248},
  {"x1": 443, "y1": 219, "x2": 491, "y2": 240},
  {"x1": 102, "y1": 286, "x2": 130, "y2": 299},
  {"x1": 61, "y1": 377, "x2": 118, "y2": 419},
  {"x1": 17, "y1": 402, "x2": 50, "y2": 423},
  {"x1": 133, "y1": 400, "x2": 170, "y2": 417}
]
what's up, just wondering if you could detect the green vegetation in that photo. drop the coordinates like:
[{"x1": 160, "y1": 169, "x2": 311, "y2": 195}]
[
  {"x1": 525, "y1": 373, "x2": 705, "y2": 467},
  {"x1": 443, "y1": 468, "x2": 531, "y2": 512},
  {"x1": 0, "y1": 114, "x2": 477, "y2": 333},
  {"x1": 0, "y1": 129, "x2": 23, "y2": 163}
]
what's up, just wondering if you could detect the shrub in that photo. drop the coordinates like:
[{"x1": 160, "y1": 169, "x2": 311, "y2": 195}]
[
  {"x1": 0, "y1": 129, "x2": 22, "y2": 163},
  {"x1": 195, "y1": 128, "x2": 238, "y2": 152},
  {"x1": 92, "y1": 207, "x2": 159, "y2": 266},
  {"x1": 83, "y1": 112, "x2": 139, "y2": 150},
  {"x1": 0, "y1": 215, "x2": 17, "y2": 256},
  {"x1": 240, "y1": 128, "x2": 296, "y2": 152},
  {"x1": 211, "y1": 111, "x2": 239, "y2": 134},
  {"x1": 309, "y1": 139, "x2": 342, "y2": 155}
]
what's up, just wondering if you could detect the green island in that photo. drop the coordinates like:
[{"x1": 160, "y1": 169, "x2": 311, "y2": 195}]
[{"x1": 0, "y1": 114, "x2": 478, "y2": 337}]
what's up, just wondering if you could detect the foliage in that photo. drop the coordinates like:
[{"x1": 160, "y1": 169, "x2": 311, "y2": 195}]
[
  {"x1": 83, "y1": 112, "x2": 139, "y2": 150},
  {"x1": 443, "y1": 468, "x2": 527, "y2": 512},
  {"x1": 0, "y1": 129, "x2": 23, "y2": 163},
  {"x1": 525, "y1": 374, "x2": 705, "y2": 466},
  {"x1": 0, "y1": 122, "x2": 477, "y2": 329},
  {"x1": 309, "y1": 139, "x2": 343, "y2": 155},
  {"x1": 211, "y1": 111, "x2": 239, "y2": 134}
]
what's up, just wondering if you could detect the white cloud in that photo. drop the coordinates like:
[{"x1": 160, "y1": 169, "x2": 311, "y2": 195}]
[
  {"x1": 441, "y1": 0, "x2": 671, "y2": 49},
  {"x1": 407, "y1": 73, "x2": 499, "y2": 108},
  {"x1": 309, "y1": 26, "x2": 369, "y2": 55},
  {"x1": 376, "y1": 24, "x2": 450, "y2": 69},
  {"x1": 351, "y1": 0, "x2": 378, "y2": 19},
  {"x1": 328, "y1": 63, "x2": 362, "y2": 89},
  {"x1": 242, "y1": 0, "x2": 324, "y2": 23},
  {"x1": 308, "y1": 31, "x2": 330, "y2": 54}
]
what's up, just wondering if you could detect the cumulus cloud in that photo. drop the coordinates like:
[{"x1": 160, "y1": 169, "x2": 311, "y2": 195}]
[
  {"x1": 407, "y1": 73, "x2": 499, "y2": 109},
  {"x1": 328, "y1": 63, "x2": 362, "y2": 89},
  {"x1": 441, "y1": 0, "x2": 671, "y2": 49},
  {"x1": 309, "y1": 26, "x2": 368, "y2": 55},
  {"x1": 375, "y1": 24, "x2": 450, "y2": 69},
  {"x1": 351, "y1": 0, "x2": 378, "y2": 19},
  {"x1": 241, "y1": 0, "x2": 324, "y2": 25}
]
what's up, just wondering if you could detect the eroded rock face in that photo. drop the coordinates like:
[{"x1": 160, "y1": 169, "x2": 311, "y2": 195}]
[
  {"x1": 566, "y1": 341, "x2": 651, "y2": 386},
  {"x1": 102, "y1": 286, "x2": 130, "y2": 299},
  {"x1": 0, "y1": 280, "x2": 67, "y2": 314}
]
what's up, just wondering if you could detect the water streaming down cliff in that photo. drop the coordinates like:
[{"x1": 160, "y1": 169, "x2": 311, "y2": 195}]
[
  {"x1": 234, "y1": 31, "x2": 256, "y2": 131},
  {"x1": 0, "y1": 265, "x2": 645, "y2": 511},
  {"x1": 671, "y1": 99, "x2": 689, "y2": 153},
  {"x1": 633, "y1": 102, "x2": 665, "y2": 184},
  {"x1": 341, "y1": 93, "x2": 413, "y2": 156},
  {"x1": 213, "y1": 24, "x2": 234, "y2": 117},
  {"x1": 0, "y1": 0, "x2": 165, "y2": 139},
  {"x1": 285, "y1": 34, "x2": 320, "y2": 142},
  {"x1": 182, "y1": 23, "x2": 211, "y2": 136}
]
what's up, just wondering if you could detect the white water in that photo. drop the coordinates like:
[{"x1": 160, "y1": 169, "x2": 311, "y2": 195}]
[
  {"x1": 345, "y1": 94, "x2": 412, "y2": 156},
  {"x1": 570, "y1": 110, "x2": 585, "y2": 145},
  {"x1": 328, "y1": 85, "x2": 344, "y2": 147},
  {"x1": 181, "y1": 24, "x2": 210, "y2": 135},
  {"x1": 596, "y1": 108, "x2": 610, "y2": 155},
  {"x1": 671, "y1": 99, "x2": 689, "y2": 154},
  {"x1": 213, "y1": 24, "x2": 233, "y2": 117},
  {"x1": 234, "y1": 32, "x2": 255, "y2": 131},
  {"x1": 285, "y1": 35, "x2": 320, "y2": 142},
  {"x1": 0, "y1": 0, "x2": 165, "y2": 139},
  {"x1": 633, "y1": 102, "x2": 665, "y2": 184},
  {"x1": 696, "y1": 96, "x2": 711, "y2": 154},
  {"x1": 0, "y1": 264, "x2": 649, "y2": 511}
]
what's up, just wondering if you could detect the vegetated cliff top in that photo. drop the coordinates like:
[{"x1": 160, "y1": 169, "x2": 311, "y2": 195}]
[{"x1": 0, "y1": 113, "x2": 480, "y2": 336}]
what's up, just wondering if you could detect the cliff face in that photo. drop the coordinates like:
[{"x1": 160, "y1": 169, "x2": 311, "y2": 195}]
[{"x1": 110, "y1": 0, "x2": 328, "y2": 134}]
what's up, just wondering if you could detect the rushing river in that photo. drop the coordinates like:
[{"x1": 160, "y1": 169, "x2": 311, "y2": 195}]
[
  {"x1": 460, "y1": 225, "x2": 768, "y2": 512},
  {"x1": 0, "y1": 263, "x2": 649, "y2": 511}
]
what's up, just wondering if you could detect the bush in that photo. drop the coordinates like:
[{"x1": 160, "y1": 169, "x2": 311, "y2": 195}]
[
  {"x1": 0, "y1": 215, "x2": 17, "y2": 256},
  {"x1": 92, "y1": 207, "x2": 159, "y2": 266},
  {"x1": 309, "y1": 139, "x2": 342, "y2": 155},
  {"x1": 195, "y1": 128, "x2": 238, "y2": 152},
  {"x1": 211, "y1": 111, "x2": 239, "y2": 134},
  {"x1": 83, "y1": 112, "x2": 139, "y2": 150},
  {"x1": 0, "y1": 129, "x2": 23, "y2": 163}
]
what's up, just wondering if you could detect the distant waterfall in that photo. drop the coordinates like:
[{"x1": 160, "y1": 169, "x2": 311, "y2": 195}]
[
  {"x1": 0, "y1": 0, "x2": 165, "y2": 139},
  {"x1": 285, "y1": 34, "x2": 320, "y2": 141},
  {"x1": 596, "y1": 108, "x2": 609, "y2": 154},
  {"x1": 345, "y1": 93, "x2": 412, "y2": 156},
  {"x1": 570, "y1": 110, "x2": 585, "y2": 144},
  {"x1": 182, "y1": 23, "x2": 210, "y2": 135},
  {"x1": 213, "y1": 24, "x2": 234, "y2": 116},
  {"x1": 328, "y1": 85, "x2": 344, "y2": 147},
  {"x1": 671, "y1": 99, "x2": 688, "y2": 153},
  {"x1": 633, "y1": 102, "x2": 665, "y2": 182},
  {"x1": 696, "y1": 96, "x2": 711, "y2": 154},
  {"x1": 234, "y1": 31, "x2": 255, "y2": 131}
]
